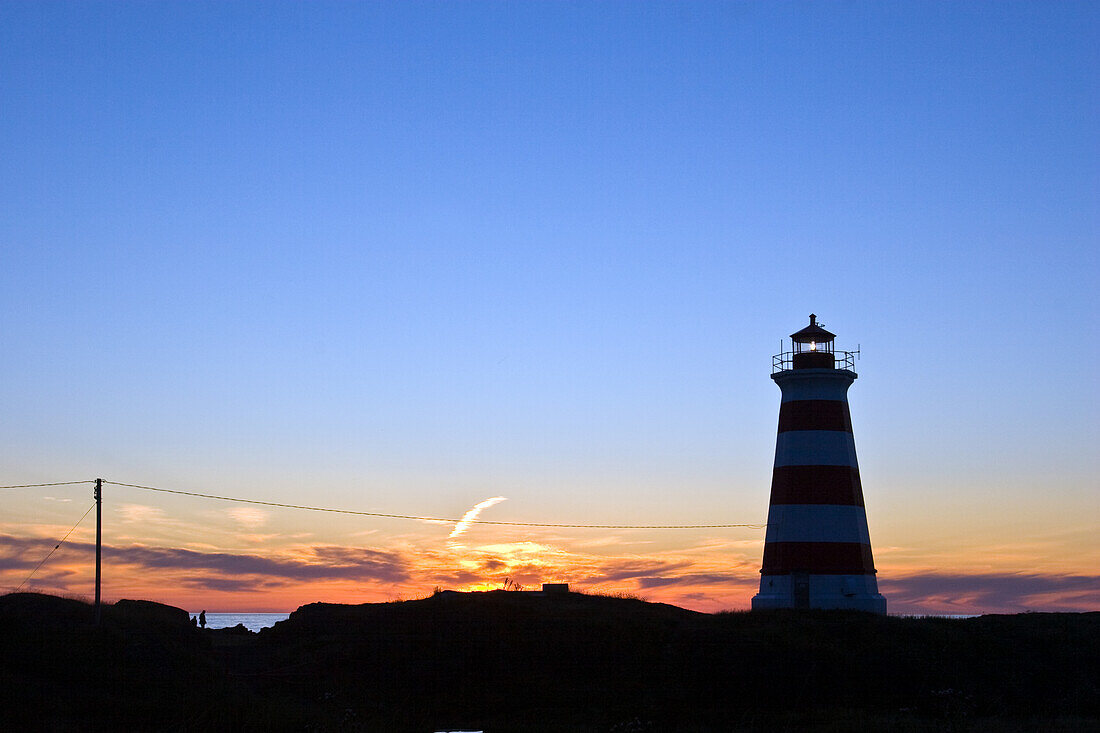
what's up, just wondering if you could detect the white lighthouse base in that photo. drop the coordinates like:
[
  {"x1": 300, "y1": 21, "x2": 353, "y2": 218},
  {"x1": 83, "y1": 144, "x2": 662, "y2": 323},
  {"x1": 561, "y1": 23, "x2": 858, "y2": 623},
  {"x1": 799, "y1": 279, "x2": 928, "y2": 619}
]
[{"x1": 752, "y1": 574, "x2": 887, "y2": 614}]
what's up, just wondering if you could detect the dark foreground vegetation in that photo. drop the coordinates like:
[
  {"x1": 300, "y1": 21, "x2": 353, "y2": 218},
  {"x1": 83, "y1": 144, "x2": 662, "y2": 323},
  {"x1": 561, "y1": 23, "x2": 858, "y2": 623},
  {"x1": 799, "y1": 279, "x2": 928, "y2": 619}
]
[{"x1": 1, "y1": 591, "x2": 1097, "y2": 732}]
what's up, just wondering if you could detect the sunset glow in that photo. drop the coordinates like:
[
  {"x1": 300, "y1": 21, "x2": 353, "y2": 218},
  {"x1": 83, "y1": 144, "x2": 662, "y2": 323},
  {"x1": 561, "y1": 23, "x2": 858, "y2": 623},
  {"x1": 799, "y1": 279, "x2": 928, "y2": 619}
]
[{"x1": 2, "y1": 476, "x2": 1097, "y2": 614}]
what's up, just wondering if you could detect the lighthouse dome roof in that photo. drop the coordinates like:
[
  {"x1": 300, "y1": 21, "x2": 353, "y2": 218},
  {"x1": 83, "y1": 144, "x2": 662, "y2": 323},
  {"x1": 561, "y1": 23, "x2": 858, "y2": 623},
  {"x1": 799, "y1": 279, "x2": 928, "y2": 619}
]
[{"x1": 790, "y1": 313, "x2": 836, "y2": 343}]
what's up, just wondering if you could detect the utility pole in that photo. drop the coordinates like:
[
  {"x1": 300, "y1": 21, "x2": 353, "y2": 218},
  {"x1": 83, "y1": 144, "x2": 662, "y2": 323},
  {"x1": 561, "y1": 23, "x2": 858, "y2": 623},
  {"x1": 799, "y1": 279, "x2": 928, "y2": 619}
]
[{"x1": 94, "y1": 478, "x2": 102, "y2": 626}]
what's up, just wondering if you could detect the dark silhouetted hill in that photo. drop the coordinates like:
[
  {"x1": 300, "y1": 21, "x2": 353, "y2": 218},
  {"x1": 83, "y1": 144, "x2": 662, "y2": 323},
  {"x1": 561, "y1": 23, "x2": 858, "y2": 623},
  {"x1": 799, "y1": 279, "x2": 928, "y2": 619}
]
[{"x1": 2, "y1": 590, "x2": 1097, "y2": 732}]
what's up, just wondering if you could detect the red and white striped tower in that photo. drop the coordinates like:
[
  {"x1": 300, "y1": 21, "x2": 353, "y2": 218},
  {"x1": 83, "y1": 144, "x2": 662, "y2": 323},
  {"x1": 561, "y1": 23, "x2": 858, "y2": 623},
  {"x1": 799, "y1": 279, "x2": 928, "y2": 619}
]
[{"x1": 751, "y1": 315, "x2": 886, "y2": 613}]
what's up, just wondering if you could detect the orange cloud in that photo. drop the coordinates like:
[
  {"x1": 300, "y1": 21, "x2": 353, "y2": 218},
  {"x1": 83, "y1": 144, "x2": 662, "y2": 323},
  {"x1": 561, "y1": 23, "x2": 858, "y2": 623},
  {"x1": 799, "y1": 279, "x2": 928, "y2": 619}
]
[{"x1": 2, "y1": 532, "x2": 1097, "y2": 615}]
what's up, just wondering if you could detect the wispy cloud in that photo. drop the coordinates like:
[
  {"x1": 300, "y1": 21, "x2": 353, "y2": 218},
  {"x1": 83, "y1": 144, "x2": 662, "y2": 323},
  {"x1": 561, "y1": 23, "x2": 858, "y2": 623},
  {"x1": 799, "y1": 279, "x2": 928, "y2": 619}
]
[
  {"x1": 880, "y1": 572, "x2": 1100, "y2": 614},
  {"x1": 3, "y1": 530, "x2": 1097, "y2": 615},
  {"x1": 240, "y1": 534, "x2": 281, "y2": 544},
  {"x1": 0, "y1": 535, "x2": 410, "y2": 586},
  {"x1": 228, "y1": 507, "x2": 268, "y2": 528},
  {"x1": 448, "y1": 496, "x2": 507, "y2": 539},
  {"x1": 636, "y1": 573, "x2": 756, "y2": 589},
  {"x1": 119, "y1": 504, "x2": 164, "y2": 523}
]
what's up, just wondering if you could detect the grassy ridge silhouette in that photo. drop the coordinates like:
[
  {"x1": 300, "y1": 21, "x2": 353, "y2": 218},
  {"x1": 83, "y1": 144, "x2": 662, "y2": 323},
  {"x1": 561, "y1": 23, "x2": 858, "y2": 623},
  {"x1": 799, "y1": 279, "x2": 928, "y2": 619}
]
[{"x1": 1, "y1": 590, "x2": 1097, "y2": 731}]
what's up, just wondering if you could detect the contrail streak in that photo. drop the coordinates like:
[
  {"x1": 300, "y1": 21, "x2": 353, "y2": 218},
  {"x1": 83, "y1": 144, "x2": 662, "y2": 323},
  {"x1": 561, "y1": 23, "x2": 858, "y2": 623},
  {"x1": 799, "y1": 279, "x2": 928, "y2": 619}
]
[{"x1": 449, "y1": 496, "x2": 508, "y2": 539}]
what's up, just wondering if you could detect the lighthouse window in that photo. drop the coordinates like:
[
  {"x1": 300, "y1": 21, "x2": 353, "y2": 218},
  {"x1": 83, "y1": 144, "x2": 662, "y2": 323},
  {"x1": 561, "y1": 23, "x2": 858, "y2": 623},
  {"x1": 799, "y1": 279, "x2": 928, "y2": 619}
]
[{"x1": 794, "y1": 339, "x2": 833, "y2": 354}]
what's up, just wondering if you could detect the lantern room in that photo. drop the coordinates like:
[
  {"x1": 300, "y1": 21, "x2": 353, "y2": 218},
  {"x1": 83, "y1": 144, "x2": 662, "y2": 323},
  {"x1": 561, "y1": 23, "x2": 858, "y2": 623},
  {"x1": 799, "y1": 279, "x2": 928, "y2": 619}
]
[{"x1": 791, "y1": 314, "x2": 836, "y2": 369}]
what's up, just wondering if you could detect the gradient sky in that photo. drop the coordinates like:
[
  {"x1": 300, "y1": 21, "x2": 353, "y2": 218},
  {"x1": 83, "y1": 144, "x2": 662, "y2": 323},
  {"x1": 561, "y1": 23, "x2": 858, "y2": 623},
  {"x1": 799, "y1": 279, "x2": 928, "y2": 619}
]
[{"x1": 2, "y1": 2, "x2": 1097, "y2": 614}]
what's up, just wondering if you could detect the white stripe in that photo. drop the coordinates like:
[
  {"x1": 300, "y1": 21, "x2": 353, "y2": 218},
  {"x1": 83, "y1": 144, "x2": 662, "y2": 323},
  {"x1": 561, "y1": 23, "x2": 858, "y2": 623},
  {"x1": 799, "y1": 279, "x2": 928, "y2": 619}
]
[
  {"x1": 773, "y1": 431, "x2": 859, "y2": 467},
  {"x1": 752, "y1": 573, "x2": 886, "y2": 614},
  {"x1": 773, "y1": 370, "x2": 855, "y2": 402},
  {"x1": 763, "y1": 505, "x2": 871, "y2": 544}
]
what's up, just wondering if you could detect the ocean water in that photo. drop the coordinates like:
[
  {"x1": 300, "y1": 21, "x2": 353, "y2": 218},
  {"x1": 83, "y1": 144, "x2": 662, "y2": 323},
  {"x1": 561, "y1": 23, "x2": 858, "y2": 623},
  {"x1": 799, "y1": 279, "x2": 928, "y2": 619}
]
[
  {"x1": 191, "y1": 611, "x2": 975, "y2": 631},
  {"x1": 194, "y1": 612, "x2": 290, "y2": 631}
]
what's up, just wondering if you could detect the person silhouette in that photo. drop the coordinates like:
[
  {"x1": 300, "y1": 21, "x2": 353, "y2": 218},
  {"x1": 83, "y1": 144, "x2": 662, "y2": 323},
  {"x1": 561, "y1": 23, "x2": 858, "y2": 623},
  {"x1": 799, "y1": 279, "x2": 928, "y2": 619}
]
[{"x1": 199, "y1": 610, "x2": 206, "y2": 629}]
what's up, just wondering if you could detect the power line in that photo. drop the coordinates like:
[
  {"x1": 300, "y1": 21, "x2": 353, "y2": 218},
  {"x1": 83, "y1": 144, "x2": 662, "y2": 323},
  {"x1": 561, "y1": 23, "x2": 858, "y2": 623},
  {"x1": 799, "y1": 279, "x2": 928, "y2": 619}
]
[
  {"x1": 0, "y1": 480, "x2": 95, "y2": 489},
  {"x1": 0, "y1": 477, "x2": 766, "y2": 529},
  {"x1": 15, "y1": 501, "x2": 97, "y2": 593},
  {"x1": 102, "y1": 480, "x2": 766, "y2": 529}
]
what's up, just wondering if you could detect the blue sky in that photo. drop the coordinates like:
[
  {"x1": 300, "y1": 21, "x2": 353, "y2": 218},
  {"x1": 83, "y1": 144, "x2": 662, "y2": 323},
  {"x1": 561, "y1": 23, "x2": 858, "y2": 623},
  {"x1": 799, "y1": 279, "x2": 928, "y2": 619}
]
[{"x1": 1, "y1": 2, "x2": 1097, "y2": 612}]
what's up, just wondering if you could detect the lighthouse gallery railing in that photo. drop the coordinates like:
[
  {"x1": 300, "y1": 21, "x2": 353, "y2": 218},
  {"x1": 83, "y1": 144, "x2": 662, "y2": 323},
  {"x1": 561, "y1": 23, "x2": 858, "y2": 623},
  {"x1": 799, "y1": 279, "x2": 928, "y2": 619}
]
[{"x1": 772, "y1": 349, "x2": 859, "y2": 374}]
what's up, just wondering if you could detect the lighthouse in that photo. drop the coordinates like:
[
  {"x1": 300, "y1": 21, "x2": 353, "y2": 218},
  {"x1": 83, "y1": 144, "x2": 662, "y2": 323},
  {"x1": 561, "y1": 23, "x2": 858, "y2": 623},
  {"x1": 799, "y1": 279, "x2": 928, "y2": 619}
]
[{"x1": 751, "y1": 315, "x2": 887, "y2": 614}]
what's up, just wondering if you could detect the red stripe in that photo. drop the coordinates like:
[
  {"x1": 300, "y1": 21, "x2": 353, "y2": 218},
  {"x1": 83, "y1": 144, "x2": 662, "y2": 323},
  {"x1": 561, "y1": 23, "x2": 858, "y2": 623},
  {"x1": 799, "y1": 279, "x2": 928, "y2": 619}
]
[
  {"x1": 777, "y1": 400, "x2": 852, "y2": 433},
  {"x1": 769, "y1": 465, "x2": 865, "y2": 506},
  {"x1": 761, "y1": 542, "x2": 876, "y2": 574}
]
